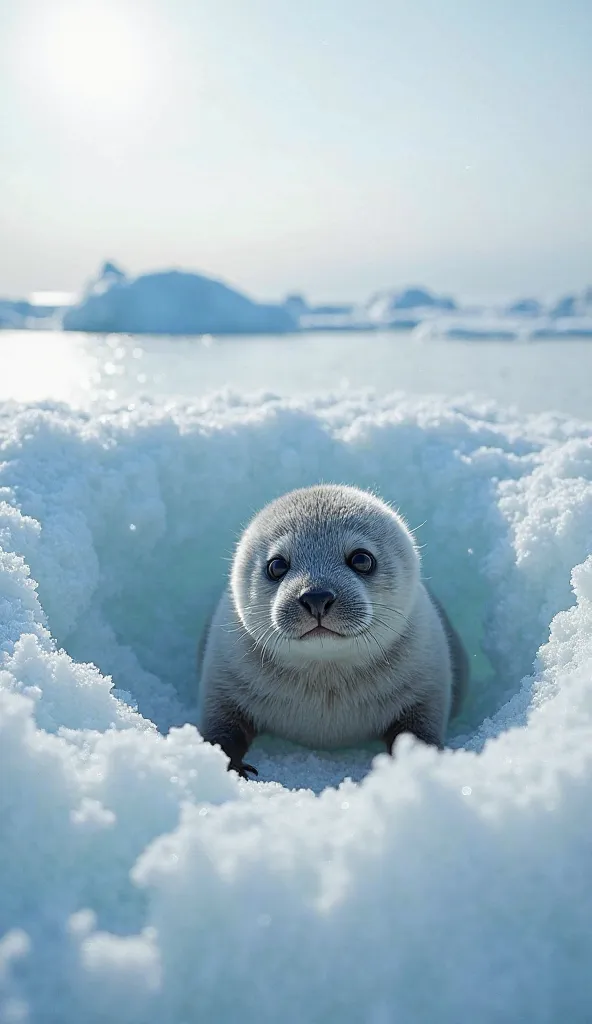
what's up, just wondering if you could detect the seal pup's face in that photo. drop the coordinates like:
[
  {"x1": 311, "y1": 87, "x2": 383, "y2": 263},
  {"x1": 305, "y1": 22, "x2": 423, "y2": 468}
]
[{"x1": 231, "y1": 484, "x2": 420, "y2": 668}]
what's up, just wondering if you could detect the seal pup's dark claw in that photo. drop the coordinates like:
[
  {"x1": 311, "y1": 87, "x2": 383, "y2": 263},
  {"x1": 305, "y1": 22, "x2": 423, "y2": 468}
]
[{"x1": 228, "y1": 761, "x2": 259, "y2": 780}]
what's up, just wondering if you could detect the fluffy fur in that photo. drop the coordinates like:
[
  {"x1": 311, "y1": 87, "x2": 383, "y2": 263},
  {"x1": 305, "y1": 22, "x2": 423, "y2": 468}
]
[{"x1": 197, "y1": 484, "x2": 468, "y2": 777}]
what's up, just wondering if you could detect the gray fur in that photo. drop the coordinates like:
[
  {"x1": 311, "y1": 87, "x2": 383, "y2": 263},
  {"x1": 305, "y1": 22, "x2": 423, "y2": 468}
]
[
  {"x1": 425, "y1": 587, "x2": 469, "y2": 719},
  {"x1": 197, "y1": 484, "x2": 468, "y2": 771}
]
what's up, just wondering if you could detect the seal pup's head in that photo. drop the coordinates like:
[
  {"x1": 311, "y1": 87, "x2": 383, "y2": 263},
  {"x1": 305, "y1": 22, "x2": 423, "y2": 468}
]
[{"x1": 230, "y1": 484, "x2": 420, "y2": 668}]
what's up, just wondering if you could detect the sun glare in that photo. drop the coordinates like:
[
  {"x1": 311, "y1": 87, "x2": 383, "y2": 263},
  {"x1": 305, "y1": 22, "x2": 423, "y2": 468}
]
[{"x1": 28, "y1": 2, "x2": 155, "y2": 111}]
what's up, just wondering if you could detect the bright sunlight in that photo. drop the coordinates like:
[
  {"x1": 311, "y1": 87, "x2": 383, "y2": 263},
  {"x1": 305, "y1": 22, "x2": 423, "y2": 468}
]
[{"x1": 24, "y1": 1, "x2": 156, "y2": 113}]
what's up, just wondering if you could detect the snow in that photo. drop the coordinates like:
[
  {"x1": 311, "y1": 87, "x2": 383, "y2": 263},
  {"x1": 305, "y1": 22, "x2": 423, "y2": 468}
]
[
  {"x1": 1, "y1": 390, "x2": 592, "y2": 1021},
  {"x1": 62, "y1": 262, "x2": 295, "y2": 336}
]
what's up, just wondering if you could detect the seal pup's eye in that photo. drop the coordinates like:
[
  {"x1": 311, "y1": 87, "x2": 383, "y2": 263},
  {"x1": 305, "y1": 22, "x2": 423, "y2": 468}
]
[
  {"x1": 347, "y1": 549, "x2": 376, "y2": 574},
  {"x1": 266, "y1": 556, "x2": 290, "y2": 581}
]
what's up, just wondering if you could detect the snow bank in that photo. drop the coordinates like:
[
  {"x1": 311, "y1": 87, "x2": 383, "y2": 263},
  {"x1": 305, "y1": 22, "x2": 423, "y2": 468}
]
[
  {"x1": 1, "y1": 392, "x2": 592, "y2": 1022},
  {"x1": 62, "y1": 262, "x2": 295, "y2": 335}
]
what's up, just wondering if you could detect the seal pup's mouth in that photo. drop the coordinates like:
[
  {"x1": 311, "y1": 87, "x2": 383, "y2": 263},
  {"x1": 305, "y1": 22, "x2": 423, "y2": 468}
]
[{"x1": 299, "y1": 625, "x2": 345, "y2": 640}]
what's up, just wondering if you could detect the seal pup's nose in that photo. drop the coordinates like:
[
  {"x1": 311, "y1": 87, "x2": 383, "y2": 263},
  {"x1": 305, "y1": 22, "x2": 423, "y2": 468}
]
[{"x1": 298, "y1": 589, "x2": 336, "y2": 619}]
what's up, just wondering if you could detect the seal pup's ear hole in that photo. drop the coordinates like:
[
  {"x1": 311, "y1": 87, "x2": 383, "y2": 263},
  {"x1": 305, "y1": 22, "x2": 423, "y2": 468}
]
[
  {"x1": 266, "y1": 556, "x2": 290, "y2": 581},
  {"x1": 347, "y1": 550, "x2": 376, "y2": 574}
]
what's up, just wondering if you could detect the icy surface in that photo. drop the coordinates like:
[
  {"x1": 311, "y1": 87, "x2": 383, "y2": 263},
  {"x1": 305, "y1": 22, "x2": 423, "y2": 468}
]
[
  {"x1": 415, "y1": 313, "x2": 592, "y2": 342},
  {"x1": 5, "y1": 327, "x2": 592, "y2": 422},
  {"x1": 1, "y1": 392, "x2": 592, "y2": 1021}
]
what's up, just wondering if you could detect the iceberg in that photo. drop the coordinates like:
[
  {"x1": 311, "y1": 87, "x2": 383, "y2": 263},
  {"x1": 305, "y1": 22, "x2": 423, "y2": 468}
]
[
  {"x1": 0, "y1": 301, "x2": 25, "y2": 328},
  {"x1": 0, "y1": 298, "x2": 65, "y2": 330},
  {"x1": 366, "y1": 286, "x2": 457, "y2": 323},
  {"x1": 62, "y1": 262, "x2": 296, "y2": 335},
  {"x1": 1, "y1": 391, "x2": 592, "y2": 1020},
  {"x1": 297, "y1": 287, "x2": 456, "y2": 332},
  {"x1": 505, "y1": 298, "x2": 545, "y2": 316},
  {"x1": 550, "y1": 288, "x2": 592, "y2": 319}
]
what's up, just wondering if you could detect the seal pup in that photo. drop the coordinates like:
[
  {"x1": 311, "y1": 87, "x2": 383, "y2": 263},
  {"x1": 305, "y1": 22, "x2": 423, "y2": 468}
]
[{"x1": 198, "y1": 484, "x2": 468, "y2": 778}]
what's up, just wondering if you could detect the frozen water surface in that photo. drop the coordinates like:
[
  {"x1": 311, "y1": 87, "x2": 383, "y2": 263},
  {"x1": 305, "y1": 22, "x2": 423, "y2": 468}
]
[
  {"x1": 0, "y1": 328, "x2": 591, "y2": 1021},
  {"x1": 2, "y1": 328, "x2": 592, "y2": 418}
]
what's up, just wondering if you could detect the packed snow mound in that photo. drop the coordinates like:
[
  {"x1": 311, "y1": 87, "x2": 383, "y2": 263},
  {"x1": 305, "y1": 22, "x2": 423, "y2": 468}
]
[
  {"x1": 1, "y1": 392, "x2": 592, "y2": 1021},
  {"x1": 62, "y1": 262, "x2": 295, "y2": 335}
]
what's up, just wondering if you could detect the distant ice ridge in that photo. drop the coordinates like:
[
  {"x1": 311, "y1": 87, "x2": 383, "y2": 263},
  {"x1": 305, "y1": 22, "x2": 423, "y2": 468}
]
[
  {"x1": 3, "y1": 265, "x2": 592, "y2": 338},
  {"x1": 1, "y1": 392, "x2": 592, "y2": 1022},
  {"x1": 407, "y1": 286, "x2": 592, "y2": 340},
  {"x1": 298, "y1": 285, "x2": 592, "y2": 336},
  {"x1": 299, "y1": 285, "x2": 458, "y2": 331}
]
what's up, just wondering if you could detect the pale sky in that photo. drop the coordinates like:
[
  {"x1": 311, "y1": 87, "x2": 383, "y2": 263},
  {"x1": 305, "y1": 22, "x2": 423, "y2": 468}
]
[{"x1": 1, "y1": 0, "x2": 591, "y2": 303}]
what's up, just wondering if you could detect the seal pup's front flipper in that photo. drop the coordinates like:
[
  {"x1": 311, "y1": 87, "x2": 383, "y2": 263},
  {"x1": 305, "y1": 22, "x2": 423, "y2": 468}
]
[
  {"x1": 382, "y1": 701, "x2": 445, "y2": 753},
  {"x1": 201, "y1": 698, "x2": 258, "y2": 779}
]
